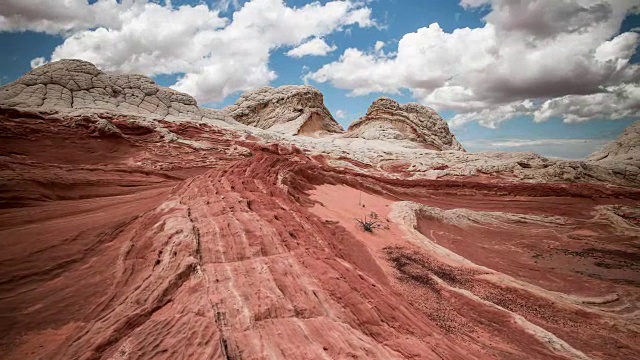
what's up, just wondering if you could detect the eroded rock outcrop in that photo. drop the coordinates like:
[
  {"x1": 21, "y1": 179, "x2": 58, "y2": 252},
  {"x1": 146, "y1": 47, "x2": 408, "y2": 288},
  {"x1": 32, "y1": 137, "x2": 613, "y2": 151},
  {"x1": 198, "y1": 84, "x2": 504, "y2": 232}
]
[
  {"x1": 0, "y1": 59, "x2": 232, "y2": 123},
  {"x1": 224, "y1": 85, "x2": 344, "y2": 136},
  {"x1": 587, "y1": 120, "x2": 640, "y2": 183},
  {"x1": 345, "y1": 97, "x2": 465, "y2": 151},
  {"x1": 588, "y1": 120, "x2": 640, "y2": 163}
]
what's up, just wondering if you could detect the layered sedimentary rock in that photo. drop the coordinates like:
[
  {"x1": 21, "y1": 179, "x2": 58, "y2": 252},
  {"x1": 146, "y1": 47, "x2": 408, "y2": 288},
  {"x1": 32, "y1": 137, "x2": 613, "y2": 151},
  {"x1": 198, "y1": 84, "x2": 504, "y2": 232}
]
[
  {"x1": 0, "y1": 59, "x2": 232, "y2": 123},
  {"x1": 1, "y1": 61, "x2": 640, "y2": 360},
  {"x1": 224, "y1": 85, "x2": 344, "y2": 136},
  {"x1": 345, "y1": 97, "x2": 465, "y2": 151}
]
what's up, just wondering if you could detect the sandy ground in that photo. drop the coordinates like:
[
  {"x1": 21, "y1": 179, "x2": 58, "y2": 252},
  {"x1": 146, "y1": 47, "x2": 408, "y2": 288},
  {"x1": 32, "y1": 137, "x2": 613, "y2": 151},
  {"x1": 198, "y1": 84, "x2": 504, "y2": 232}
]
[{"x1": 309, "y1": 184, "x2": 640, "y2": 360}]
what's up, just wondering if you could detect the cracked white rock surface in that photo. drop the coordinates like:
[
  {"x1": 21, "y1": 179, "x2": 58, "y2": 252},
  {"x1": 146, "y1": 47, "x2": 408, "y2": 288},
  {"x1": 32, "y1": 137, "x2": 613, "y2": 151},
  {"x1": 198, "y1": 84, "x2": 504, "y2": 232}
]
[{"x1": 0, "y1": 59, "x2": 235, "y2": 125}]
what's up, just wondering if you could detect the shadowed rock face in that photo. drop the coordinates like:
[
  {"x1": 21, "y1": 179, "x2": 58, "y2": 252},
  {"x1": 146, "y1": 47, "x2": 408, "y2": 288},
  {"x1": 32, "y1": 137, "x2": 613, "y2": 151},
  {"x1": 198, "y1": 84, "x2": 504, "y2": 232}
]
[
  {"x1": 224, "y1": 85, "x2": 344, "y2": 136},
  {"x1": 1, "y1": 61, "x2": 640, "y2": 360},
  {"x1": 345, "y1": 97, "x2": 465, "y2": 151}
]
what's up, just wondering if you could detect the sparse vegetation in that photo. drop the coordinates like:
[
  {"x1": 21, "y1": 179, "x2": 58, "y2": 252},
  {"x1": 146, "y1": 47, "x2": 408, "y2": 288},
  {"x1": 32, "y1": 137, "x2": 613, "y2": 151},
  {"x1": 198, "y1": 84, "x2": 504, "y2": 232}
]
[{"x1": 355, "y1": 212, "x2": 388, "y2": 232}]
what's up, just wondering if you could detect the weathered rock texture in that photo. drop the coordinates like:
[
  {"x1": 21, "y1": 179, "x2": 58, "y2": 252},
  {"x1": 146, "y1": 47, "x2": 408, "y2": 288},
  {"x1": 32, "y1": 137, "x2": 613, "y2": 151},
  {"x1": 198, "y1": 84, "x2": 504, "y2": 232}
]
[
  {"x1": 587, "y1": 120, "x2": 640, "y2": 184},
  {"x1": 345, "y1": 97, "x2": 465, "y2": 151},
  {"x1": 1, "y1": 61, "x2": 640, "y2": 360},
  {"x1": 224, "y1": 85, "x2": 344, "y2": 136},
  {"x1": 0, "y1": 59, "x2": 231, "y2": 123},
  {"x1": 588, "y1": 121, "x2": 640, "y2": 163}
]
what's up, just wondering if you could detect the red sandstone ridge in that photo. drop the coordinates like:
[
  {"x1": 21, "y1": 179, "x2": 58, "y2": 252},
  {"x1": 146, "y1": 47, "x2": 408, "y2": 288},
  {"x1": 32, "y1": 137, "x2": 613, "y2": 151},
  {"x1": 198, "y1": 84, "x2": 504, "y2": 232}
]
[{"x1": 1, "y1": 60, "x2": 639, "y2": 360}]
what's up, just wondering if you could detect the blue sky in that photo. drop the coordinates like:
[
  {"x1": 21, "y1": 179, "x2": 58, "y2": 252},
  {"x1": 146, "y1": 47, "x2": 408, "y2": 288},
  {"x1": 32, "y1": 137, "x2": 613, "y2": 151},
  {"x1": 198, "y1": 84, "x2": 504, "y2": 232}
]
[{"x1": 1, "y1": 0, "x2": 639, "y2": 159}]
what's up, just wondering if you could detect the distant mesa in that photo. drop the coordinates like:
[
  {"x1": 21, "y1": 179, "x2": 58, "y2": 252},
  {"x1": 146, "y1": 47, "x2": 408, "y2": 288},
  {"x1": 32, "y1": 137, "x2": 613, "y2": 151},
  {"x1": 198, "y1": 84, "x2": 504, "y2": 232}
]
[
  {"x1": 345, "y1": 97, "x2": 465, "y2": 151},
  {"x1": 224, "y1": 85, "x2": 344, "y2": 136}
]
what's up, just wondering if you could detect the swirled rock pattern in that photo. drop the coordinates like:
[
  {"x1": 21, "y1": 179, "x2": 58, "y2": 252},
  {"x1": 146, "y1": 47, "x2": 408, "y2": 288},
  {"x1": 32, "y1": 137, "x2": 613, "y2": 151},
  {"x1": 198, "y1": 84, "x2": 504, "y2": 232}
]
[
  {"x1": 1, "y1": 61, "x2": 639, "y2": 360},
  {"x1": 345, "y1": 97, "x2": 465, "y2": 151}
]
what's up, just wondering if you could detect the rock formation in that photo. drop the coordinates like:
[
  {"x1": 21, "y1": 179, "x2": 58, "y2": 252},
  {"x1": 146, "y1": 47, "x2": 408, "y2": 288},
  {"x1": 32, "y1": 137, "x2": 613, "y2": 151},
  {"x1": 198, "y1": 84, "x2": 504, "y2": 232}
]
[
  {"x1": 224, "y1": 85, "x2": 344, "y2": 136},
  {"x1": 1, "y1": 60, "x2": 640, "y2": 360},
  {"x1": 345, "y1": 97, "x2": 465, "y2": 151},
  {"x1": 588, "y1": 120, "x2": 639, "y2": 163},
  {"x1": 587, "y1": 120, "x2": 640, "y2": 184},
  {"x1": 0, "y1": 59, "x2": 232, "y2": 123}
]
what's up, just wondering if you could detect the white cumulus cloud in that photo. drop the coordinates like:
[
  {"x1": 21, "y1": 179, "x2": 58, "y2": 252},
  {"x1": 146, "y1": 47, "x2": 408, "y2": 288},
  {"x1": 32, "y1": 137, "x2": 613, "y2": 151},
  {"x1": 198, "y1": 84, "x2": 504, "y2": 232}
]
[
  {"x1": 534, "y1": 83, "x2": 640, "y2": 123},
  {"x1": 29, "y1": 56, "x2": 48, "y2": 69},
  {"x1": 287, "y1": 38, "x2": 337, "y2": 58},
  {"x1": 306, "y1": 0, "x2": 640, "y2": 128},
  {"x1": 1, "y1": 0, "x2": 373, "y2": 104},
  {"x1": 0, "y1": 0, "x2": 145, "y2": 35},
  {"x1": 335, "y1": 109, "x2": 347, "y2": 119}
]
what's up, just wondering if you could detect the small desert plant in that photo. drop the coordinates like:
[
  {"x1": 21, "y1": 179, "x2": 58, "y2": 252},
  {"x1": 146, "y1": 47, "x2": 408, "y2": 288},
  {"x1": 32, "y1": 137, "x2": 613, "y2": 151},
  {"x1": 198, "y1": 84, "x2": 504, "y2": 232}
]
[{"x1": 355, "y1": 212, "x2": 388, "y2": 232}]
